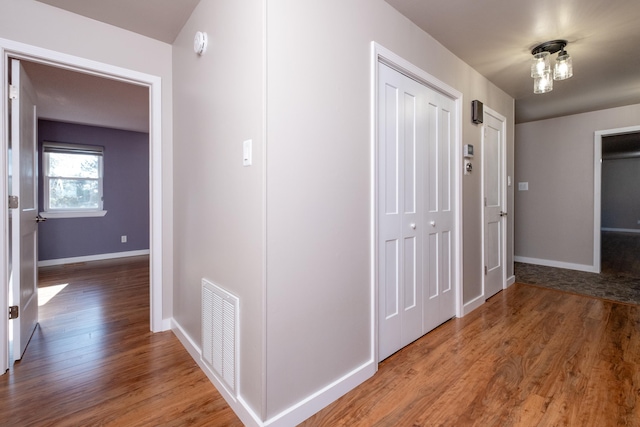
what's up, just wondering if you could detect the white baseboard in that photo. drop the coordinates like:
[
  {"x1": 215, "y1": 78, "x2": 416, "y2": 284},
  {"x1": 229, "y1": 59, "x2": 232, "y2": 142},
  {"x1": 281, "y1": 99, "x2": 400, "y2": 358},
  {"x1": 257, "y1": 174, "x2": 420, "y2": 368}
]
[
  {"x1": 171, "y1": 317, "x2": 376, "y2": 427},
  {"x1": 171, "y1": 319, "x2": 262, "y2": 427},
  {"x1": 514, "y1": 256, "x2": 598, "y2": 273},
  {"x1": 161, "y1": 318, "x2": 172, "y2": 332},
  {"x1": 601, "y1": 227, "x2": 640, "y2": 234},
  {"x1": 38, "y1": 250, "x2": 150, "y2": 267},
  {"x1": 264, "y1": 360, "x2": 375, "y2": 427},
  {"x1": 506, "y1": 275, "x2": 516, "y2": 287},
  {"x1": 463, "y1": 293, "x2": 485, "y2": 316}
]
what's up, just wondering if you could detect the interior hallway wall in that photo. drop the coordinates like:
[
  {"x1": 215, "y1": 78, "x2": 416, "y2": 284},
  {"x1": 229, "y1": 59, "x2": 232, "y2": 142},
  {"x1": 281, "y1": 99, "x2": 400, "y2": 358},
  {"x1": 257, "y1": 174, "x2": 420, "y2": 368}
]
[{"x1": 515, "y1": 103, "x2": 640, "y2": 269}]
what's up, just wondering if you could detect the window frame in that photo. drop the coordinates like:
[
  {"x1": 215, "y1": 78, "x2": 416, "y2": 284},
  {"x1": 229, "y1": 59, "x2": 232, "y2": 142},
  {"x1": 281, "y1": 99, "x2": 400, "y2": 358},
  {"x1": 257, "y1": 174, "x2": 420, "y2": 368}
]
[{"x1": 40, "y1": 142, "x2": 107, "y2": 219}]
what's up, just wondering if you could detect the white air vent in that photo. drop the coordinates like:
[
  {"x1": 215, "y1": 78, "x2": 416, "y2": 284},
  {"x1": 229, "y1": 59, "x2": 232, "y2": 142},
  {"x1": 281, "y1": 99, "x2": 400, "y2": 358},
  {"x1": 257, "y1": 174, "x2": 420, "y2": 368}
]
[{"x1": 202, "y1": 279, "x2": 239, "y2": 397}]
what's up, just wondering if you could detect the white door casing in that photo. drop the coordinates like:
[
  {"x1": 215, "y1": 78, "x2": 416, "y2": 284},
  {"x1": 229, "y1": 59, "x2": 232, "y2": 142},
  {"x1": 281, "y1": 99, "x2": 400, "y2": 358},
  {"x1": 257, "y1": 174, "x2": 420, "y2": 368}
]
[
  {"x1": 482, "y1": 108, "x2": 507, "y2": 299},
  {"x1": 0, "y1": 38, "x2": 165, "y2": 373},
  {"x1": 9, "y1": 59, "x2": 39, "y2": 361},
  {"x1": 377, "y1": 61, "x2": 458, "y2": 361},
  {"x1": 593, "y1": 125, "x2": 640, "y2": 273}
]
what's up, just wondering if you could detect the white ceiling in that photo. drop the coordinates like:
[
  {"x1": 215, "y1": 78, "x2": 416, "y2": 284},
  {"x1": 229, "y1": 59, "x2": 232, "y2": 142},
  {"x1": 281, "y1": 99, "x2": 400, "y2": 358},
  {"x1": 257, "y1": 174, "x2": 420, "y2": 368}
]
[
  {"x1": 385, "y1": 0, "x2": 640, "y2": 123},
  {"x1": 36, "y1": 0, "x2": 200, "y2": 44},
  {"x1": 26, "y1": 0, "x2": 640, "y2": 130},
  {"x1": 22, "y1": 61, "x2": 149, "y2": 133},
  {"x1": 27, "y1": 0, "x2": 202, "y2": 133}
]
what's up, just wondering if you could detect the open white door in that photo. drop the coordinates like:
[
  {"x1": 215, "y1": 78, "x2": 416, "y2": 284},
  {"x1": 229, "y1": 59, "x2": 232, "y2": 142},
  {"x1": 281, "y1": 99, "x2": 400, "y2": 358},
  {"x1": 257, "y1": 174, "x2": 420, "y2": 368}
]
[
  {"x1": 9, "y1": 58, "x2": 39, "y2": 362},
  {"x1": 482, "y1": 109, "x2": 506, "y2": 299}
]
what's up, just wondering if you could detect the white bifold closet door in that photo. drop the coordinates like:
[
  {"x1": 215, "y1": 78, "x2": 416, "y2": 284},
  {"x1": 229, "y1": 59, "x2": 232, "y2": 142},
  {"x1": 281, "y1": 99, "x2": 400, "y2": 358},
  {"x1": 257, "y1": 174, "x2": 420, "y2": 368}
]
[{"x1": 378, "y1": 63, "x2": 456, "y2": 361}]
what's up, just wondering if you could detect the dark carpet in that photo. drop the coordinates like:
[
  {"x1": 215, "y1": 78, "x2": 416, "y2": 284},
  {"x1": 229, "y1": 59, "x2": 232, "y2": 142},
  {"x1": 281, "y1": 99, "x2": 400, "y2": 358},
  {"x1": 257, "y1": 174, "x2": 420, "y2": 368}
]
[{"x1": 515, "y1": 231, "x2": 640, "y2": 305}]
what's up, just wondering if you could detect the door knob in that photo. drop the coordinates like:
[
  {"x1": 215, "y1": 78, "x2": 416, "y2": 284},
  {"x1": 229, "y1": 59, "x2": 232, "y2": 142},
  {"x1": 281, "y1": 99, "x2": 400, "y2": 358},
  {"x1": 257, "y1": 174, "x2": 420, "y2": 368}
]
[
  {"x1": 36, "y1": 214, "x2": 47, "y2": 223},
  {"x1": 499, "y1": 211, "x2": 508, "y2": 217},
  {"x1": 430, "y1": 221, "x2": 436, "y2": 227},
  {"x1": 410, "y1": 223, "x2": 416, "y2": 229}
]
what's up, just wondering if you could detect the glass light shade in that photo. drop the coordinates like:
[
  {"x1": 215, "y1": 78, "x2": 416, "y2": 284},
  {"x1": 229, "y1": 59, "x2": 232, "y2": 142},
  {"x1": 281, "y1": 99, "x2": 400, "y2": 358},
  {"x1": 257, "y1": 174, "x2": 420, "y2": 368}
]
[
  {"x1": 554, "y1": 52, "x2": 573, "y2": 80},
  {"x1": 531, "y1": 51, "x2": 550, "y2": 78},
  {"x1": 533, "y1": 71, "x2": 553, "y2": 94}
]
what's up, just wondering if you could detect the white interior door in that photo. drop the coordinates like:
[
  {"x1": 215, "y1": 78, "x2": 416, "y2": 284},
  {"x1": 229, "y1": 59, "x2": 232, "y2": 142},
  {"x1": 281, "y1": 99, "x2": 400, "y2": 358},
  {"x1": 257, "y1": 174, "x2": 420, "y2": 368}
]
[
  {"x1": 9, "y1": 58, "x2": 39, "y2": 361},
  {"x1": 378, "y1": 63, "x2": 457, "y2": 361},
  {"x1": 422, "y1": 88, "x2": 456, "y2": 331},
  {"x1": 483, "y1": 110, "x2": 505, "y2": 299}
]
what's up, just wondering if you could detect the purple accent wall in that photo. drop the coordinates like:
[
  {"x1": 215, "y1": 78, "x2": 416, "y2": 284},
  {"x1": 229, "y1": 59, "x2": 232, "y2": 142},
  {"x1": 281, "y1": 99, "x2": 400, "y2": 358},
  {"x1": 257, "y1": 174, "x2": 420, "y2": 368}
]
[{"x1": 38, "y1": 120, "x2": 149, "y2": 261}]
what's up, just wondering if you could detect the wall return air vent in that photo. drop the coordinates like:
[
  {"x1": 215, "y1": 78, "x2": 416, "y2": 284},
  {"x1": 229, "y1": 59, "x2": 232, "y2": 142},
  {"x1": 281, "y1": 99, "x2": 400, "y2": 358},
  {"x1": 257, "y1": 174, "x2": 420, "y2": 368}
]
[{"x1": 202, "y1": 278, "x2": 239, "y2": 397}]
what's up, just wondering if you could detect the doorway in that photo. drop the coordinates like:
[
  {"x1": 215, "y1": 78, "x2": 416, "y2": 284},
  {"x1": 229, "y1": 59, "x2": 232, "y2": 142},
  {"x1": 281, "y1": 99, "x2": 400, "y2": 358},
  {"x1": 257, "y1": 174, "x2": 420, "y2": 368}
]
[
  {"x1": 593, "y1": 125, "x2": 640, "y2": 275},
  {"x1": 599, "y1": 131, "x2": 640, "y2": 277},
  {"x1": 1, "y1": 39, "x2": 165, "y2": 372},
  {"x1": 374, "y1": 45, "x2": 462, "y2": 362}
]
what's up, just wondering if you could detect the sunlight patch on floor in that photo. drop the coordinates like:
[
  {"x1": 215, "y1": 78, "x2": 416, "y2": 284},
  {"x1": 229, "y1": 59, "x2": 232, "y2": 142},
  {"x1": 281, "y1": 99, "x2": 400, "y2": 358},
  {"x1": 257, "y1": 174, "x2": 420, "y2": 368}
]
[{"x1": 38, "y1": 283, "x2": 69, "y2": 306}]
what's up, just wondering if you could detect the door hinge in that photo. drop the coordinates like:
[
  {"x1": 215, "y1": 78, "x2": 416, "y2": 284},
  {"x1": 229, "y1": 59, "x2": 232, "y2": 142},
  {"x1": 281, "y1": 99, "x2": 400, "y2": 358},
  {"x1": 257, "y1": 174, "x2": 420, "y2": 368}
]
[
  {"x1": 8, "y1": 195, "x2": 19, "y2": 209},
  {"x1": 484, "y1": 266, "x2": 488, "y2": 275},
  {"x1": 9, "y1": 305, "x2": 18, "y2": 320},
  {"x1": 9, "y1": 85, "x2": 18, "y2": 100},
  {"x1": 484, "y1": 197, "x2": 487, "y2": 207}
]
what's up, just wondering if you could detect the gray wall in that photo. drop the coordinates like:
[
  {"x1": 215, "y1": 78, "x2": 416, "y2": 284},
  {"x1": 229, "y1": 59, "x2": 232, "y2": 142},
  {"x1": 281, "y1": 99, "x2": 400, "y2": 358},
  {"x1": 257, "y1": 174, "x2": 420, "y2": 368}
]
[
  {"x1": 602, "y1": 158, "x2": 640, "y2": 230},
  {"x1": 515, "y1": 103, "x2": 640, "y2": 268},
  {"x1": 173, "y1": 0, "x2": 514, "y2": 422},
  {"x1": 38, "y1": 120, "x2": 149, "y2": 261}
]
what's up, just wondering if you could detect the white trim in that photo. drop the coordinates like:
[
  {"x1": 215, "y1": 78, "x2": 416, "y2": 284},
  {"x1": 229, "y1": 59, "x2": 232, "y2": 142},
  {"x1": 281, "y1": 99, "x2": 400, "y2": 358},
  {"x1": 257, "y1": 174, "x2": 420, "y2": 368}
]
[
  {"x1": 172, "y1": 318, "x2": 261, "y2": 427},
  {"x1": 174, "y1": 318, "x2": 375, "y2": 427},
  {"x1": 463, "y1": 294, "x2": 485, "y2": 316},
  {"x1": 40, "y1": 210, "x2": 107, "y2": 219},
  {"x1": 369, "y1": 42, "x2": 379, "y2": 367},
  {"x1": 514, "y1": 256, "x2": 598, "y2": 273},
  {"x1": 593, "y1": 125, "x2": 640, "y2": 275},
  {"x1": 37, "y1": 250, "x2": 150, "y2": 267},
  {"x1": 261, "y1": 0, "x2": 268, "y2": 419},
  {"x1": 506, "y1": 275, "x2": 516, "y2": 287},
  {"x1": 601, "y1": 227, "x2": 640, "y2": 234},
  {"x1": 0, "y1": 37, "x2": 166, "y2": 372},
  {"x1": 371, "y1": 42, "x2": 464, "y2": 333},
  {"x1": 262, "y1": 361, "x2": 375, "y2": 427},
  {"x1": 169, "y1": 318, "x2": 254, "y2": 427}
]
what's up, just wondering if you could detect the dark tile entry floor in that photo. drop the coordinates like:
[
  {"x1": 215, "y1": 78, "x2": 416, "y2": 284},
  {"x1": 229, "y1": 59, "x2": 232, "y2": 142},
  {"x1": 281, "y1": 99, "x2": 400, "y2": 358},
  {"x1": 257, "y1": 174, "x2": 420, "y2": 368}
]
[{"x1": 515, "y1": 231, "x2": 640, "y2": 305}]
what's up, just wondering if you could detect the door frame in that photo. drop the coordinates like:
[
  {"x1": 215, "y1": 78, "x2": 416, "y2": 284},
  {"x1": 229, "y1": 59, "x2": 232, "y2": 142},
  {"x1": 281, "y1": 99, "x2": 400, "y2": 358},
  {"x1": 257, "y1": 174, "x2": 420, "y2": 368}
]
[
  {"x1": 371, "y1": 42, "x2": 463, "y2": 363},
  {"x1": 593, "y1": 125, "x2": 640, "y2": 273},
  {"x1": 481, "y1": 106, "x2": 507, "y2": 298},
  {"x1": 0, "y1": 38, "x2": 166, "y2": 372}
]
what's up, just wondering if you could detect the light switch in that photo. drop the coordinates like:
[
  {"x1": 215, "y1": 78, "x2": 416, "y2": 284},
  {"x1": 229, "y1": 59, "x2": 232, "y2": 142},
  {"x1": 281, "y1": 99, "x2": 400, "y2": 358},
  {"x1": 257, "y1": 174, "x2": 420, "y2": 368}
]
[
  {"x1": 243, "y1": 139, "x2": 252, "y2": 166},
  {"x1": 518, "y1": 182, "x2": 529, "y2": 191}
]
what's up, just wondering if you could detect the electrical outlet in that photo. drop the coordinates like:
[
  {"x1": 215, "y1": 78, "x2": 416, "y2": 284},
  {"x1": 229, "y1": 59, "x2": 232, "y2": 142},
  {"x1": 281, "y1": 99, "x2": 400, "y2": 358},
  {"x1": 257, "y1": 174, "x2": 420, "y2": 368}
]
[{"x1": 121, "y1": 235, "x2": 127, "y2": 243}]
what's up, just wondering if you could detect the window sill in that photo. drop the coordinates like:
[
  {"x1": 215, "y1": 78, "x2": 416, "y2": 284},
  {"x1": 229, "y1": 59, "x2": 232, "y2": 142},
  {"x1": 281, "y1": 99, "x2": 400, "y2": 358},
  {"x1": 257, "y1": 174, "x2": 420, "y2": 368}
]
[{"x1": 40, "y1": 210, "x2": 107, "y2": 219}]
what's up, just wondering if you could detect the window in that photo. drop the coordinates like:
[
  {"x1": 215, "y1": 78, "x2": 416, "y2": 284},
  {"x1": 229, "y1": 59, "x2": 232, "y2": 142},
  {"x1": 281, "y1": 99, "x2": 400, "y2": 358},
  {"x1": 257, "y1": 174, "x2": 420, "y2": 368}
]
[{"x1": 42, "y1": 143, "x2": 106, "y2": 218}]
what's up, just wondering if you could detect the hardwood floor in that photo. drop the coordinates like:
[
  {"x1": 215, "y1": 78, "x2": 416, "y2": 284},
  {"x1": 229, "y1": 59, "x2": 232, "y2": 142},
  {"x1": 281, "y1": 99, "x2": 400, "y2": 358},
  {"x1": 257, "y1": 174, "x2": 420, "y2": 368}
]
[
  {"x1": 0, "y1": 256, "x2": 242, "y2": 426},
  {"x1": 302, "y1": 284, "x2": 640, "y2": 426},
  {"x1": 2, "y1": 258, "x2": 638, "y2": 426}
]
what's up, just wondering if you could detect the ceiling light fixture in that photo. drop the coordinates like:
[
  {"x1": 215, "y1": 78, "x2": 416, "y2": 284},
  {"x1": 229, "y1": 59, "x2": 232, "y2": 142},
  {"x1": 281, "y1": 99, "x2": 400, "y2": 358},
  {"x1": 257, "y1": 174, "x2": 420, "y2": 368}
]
[{"x1": 530, "y1": 39, "x2": 573, "y2": 94}]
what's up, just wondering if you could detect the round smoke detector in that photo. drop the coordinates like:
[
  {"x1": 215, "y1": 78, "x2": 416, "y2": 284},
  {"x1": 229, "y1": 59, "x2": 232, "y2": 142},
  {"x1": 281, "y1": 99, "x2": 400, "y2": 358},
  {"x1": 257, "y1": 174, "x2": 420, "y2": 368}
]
[{"x1": 194, "y1": 31, "x2": 208, "y2": 55}]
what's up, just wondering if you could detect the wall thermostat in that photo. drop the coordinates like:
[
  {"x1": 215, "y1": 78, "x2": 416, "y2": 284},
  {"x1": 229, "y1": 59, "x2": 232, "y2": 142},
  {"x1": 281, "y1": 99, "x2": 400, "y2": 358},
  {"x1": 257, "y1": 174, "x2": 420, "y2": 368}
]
[{"x1": 464, "y1": 144, "x2": 474, "y2": 158}]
